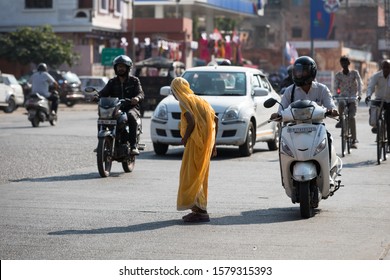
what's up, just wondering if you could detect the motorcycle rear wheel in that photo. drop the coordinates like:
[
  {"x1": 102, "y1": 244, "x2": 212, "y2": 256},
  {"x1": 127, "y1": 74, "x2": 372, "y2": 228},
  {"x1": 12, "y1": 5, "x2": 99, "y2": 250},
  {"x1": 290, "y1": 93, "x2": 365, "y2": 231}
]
[
  {"x1": 97, "y1": 137, "x2": 113, "y2": 177},
  {"x1": 299, "y1": 181, "x2": 312, "y2": 219}
]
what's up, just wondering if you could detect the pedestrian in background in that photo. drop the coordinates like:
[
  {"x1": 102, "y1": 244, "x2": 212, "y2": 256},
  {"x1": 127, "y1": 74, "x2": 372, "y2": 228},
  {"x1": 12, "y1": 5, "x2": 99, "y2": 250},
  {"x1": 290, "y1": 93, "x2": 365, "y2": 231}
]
[
  {"x1": 334, "y1": 56, "x2": 363, "y2": 148},
  {"x1": 170, "y1": 77, "x2": 218, "y2": 223}
]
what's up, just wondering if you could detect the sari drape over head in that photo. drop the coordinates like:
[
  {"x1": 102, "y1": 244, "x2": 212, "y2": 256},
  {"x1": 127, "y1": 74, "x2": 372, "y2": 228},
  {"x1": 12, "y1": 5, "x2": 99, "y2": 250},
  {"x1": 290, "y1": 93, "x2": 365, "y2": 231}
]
[{"x1": 171, "y1": 77, "x2": 216, "y2": 211}]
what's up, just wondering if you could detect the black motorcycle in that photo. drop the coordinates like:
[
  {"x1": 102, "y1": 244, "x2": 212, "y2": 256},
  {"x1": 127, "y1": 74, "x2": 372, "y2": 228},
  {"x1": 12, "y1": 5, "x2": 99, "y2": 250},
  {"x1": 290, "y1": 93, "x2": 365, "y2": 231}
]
[
  {"x1": 25, "y1": 92, "x2": 58, "y2": 127},
  {"x1": 86, "y1": 87, "x2": 144, "y2": 177}
]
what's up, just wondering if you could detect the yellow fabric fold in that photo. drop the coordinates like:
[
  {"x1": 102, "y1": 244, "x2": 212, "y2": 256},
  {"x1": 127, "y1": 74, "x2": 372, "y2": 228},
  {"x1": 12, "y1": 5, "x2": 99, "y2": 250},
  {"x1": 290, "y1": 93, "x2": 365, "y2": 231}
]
[{"x1": 171, "y1": 77, "x2": 216, "y2": 211}]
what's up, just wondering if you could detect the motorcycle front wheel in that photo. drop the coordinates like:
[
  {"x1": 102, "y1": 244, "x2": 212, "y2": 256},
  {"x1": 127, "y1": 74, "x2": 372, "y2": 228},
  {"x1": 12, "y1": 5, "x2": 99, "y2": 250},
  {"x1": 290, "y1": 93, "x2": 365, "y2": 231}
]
[
  {"x1": 31, "y1": 115, "x2": 40, "y2": 127},
  {"x1": 97, "y1": 137, "x2": 113, "y2": 177},
  {"x1": 299, "y1": 181, "x2": 312, "y2": 219},
  {"x1": 122, "y1": 155, "x2": 135, "y2": 173}
]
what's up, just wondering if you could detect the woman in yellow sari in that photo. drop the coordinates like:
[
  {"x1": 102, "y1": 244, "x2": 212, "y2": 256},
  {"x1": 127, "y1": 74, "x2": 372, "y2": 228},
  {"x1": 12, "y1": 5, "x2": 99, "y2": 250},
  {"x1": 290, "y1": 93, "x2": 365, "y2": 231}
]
[{"x1": 170, "y1": 77, "x2": 218, "y2": 223}]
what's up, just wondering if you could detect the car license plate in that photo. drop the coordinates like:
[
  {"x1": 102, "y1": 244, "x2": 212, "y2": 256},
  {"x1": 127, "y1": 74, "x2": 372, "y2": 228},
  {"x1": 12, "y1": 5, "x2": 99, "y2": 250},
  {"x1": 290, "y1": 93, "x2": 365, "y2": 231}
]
[
  {"x1": 97, "y1": 119, "x2": 117, "y2": 125},
  {"x1": 287, "y1": 126, "x2": 316, "y2": 133}
]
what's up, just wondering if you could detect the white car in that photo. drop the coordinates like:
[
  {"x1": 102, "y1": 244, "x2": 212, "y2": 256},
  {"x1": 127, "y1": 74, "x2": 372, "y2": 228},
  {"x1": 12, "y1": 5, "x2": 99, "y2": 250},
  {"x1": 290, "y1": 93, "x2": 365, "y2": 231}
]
[
  {"x1": 0, "y1": 73, "x2": 25, "y2": 113},
  {"x1": 150, "y1": 65, "x2": 281, "y2": 156},
  {"x1": 79, "y1": 75, "x2": 109, "y2": 100}
]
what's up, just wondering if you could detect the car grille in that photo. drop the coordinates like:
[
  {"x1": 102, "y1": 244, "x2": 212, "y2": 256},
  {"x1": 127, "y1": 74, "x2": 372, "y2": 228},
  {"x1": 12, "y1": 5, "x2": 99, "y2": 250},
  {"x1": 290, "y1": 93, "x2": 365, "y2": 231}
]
[
  {"x1": 156, "y1": 129, "x2": 167, "y2": 136},
  {"x1": 222, "y1": 130, "x2": 236, "y2": 137},
  {"x1": 171, "y1": 130, "x2": 181, "y2": 138}
]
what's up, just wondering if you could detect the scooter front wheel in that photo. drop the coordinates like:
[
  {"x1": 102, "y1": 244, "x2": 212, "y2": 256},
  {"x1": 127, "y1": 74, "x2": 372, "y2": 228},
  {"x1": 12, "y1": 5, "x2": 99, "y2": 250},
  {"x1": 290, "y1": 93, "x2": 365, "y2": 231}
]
[
  {"x1": 97, "y1": 137, "x2": 113, "y2": 177},
  {"x1": 299, "y1": 181, "x2": 312, "y2": 219}
]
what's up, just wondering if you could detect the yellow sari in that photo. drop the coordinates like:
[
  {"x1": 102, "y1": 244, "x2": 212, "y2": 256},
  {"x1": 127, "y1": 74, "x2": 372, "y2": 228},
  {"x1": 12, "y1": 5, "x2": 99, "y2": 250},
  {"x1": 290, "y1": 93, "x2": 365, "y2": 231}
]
[{"x1": 171, "y1": 77, "x2": 216, "y2": 211}]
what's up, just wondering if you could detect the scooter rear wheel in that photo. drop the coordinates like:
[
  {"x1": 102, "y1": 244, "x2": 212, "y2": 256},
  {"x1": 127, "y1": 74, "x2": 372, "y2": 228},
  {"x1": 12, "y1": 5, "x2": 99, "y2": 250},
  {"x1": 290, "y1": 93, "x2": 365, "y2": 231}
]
[
  {"x1": 31, "y1": 115, "x2": 40, "y2": 127},
  {"x1": 97, "y1": 137, "x2": 113, "y2": 177}
]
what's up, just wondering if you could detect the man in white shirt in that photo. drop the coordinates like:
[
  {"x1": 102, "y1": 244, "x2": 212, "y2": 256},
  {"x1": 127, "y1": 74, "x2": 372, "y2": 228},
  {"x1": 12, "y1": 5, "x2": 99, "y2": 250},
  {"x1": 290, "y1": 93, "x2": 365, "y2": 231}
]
[
  {"x1": 29, "y1": 63, "x2": 59, "y2": 113},
  {"x1": 365, "y1": 59, "x2": 390, "y2": 144}
]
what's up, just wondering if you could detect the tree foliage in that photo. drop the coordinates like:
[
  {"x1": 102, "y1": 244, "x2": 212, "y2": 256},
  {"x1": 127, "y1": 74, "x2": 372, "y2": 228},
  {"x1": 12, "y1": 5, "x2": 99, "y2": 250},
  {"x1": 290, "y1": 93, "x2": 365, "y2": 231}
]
[{"x1": 0, "y1": 25, "x2": 79, "y2": 68}]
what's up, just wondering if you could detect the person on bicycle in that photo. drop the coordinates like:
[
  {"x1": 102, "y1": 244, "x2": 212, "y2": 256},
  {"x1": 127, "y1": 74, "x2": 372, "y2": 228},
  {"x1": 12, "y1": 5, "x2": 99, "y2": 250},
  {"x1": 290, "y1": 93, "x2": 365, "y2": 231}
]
[
  {"x1": 97, "y1": 55, "x2": 144, "y2": 155},
  {"x1": 334, "y1": 56, "x2": 363, "y2": 149},
  {"x1": 365, "y1": 59, "x2": 390, "y2": 145}
]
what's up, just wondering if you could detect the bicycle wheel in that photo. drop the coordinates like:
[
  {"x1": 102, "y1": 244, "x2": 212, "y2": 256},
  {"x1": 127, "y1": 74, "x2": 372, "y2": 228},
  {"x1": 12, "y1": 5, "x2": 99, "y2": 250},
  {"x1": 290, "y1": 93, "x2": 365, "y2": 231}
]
[
  {"x1": 377, "y1": 118, "x2": 384, "y2": 165},
  {"x1": 341, "y1": 114, "x2": 347, "y2": 157},
  {"x1": 382, "y1": 118, "x2": 387, "y2": 161},
  {"x1": 346, "y1": 113, "x2": 351, "y2": 155}
]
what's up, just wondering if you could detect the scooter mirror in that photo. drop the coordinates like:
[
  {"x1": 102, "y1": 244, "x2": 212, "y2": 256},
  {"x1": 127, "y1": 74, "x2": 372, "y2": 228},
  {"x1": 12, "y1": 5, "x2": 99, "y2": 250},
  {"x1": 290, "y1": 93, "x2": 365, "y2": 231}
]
[{"x1": 264, "y1": 98, "x2": 277, "y2": 108}]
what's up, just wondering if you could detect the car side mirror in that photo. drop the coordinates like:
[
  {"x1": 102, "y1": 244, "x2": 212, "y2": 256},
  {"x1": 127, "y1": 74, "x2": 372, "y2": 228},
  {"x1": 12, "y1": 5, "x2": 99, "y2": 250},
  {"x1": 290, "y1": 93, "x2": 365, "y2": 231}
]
[
  {"x1": 84, "y1": 86, "x2": 97, "y2": 93},
  {"x1": 253, "y1": 87, "x2": 269, "y2": 97}
]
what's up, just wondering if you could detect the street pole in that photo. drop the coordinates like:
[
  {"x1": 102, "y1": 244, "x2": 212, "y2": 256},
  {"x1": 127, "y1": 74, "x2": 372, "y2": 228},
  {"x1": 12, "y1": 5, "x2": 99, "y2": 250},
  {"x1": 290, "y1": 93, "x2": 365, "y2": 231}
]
[{"x1": 132, "y1": 0, "x2": 136, "y2": 60}]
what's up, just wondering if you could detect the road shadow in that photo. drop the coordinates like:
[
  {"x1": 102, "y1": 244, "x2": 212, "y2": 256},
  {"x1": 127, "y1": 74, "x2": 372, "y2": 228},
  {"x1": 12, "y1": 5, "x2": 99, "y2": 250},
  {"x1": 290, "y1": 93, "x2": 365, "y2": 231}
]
[
  {"x1": 47, "y1": 207, "x2": 313, "y2": 236},
  {"x1": 342, "y1": 160, "x2": 378, "y2": 168},
  {"x1": 10, "y1": 172, "x2": 114, "y2": 183},
  {"x1": 139, "y1": 146, "x2": 274, "y2": 161}
]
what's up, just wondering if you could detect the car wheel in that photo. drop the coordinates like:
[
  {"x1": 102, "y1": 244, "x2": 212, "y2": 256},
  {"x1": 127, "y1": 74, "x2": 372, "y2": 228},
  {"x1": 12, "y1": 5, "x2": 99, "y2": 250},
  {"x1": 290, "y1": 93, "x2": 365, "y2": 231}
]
[
  {"x1": 3, "y1": 96, "x2": 17, "y2": 113},
  {"x1": 153, "y1": 142, "x2": 169, "y2": 155},
  {"x1": 239, "y1": 122, "x2": 255, "y2": 157},
  {"x1": 65, "y1": 100, "x2": 76, "y2": 107}
]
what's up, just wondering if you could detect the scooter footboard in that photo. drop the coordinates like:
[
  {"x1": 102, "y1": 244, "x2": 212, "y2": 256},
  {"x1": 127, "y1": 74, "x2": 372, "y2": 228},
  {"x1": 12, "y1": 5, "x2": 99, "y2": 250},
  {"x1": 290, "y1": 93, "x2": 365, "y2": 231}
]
[{"x1": 292, "y1": 161, "x2": 317, "y2": 182}]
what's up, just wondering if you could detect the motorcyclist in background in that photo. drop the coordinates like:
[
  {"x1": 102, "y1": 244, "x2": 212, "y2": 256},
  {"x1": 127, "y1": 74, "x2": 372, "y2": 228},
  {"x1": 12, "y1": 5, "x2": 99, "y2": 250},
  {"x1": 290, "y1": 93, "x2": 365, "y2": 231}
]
[
  {"x1": 29, "y1": 63, "x2": 59, "y2": 114},
  {"x1": 96, "y1": 55, "x2": 144, "y2": 155}
]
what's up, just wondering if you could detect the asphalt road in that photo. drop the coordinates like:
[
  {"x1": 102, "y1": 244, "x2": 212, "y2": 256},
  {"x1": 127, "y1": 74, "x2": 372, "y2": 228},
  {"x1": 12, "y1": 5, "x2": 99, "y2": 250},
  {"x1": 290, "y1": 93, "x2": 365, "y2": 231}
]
[{"x1": 0, "y1": 103, "x2": 389, "y2": 264}]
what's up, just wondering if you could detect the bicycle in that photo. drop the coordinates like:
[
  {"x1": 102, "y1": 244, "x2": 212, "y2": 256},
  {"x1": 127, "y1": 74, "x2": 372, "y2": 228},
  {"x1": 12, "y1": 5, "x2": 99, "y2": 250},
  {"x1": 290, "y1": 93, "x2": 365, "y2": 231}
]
[
  {"x1": 333, "y1": 95, "x2": 357, "y2": 157},
  {"x1": 371, "y1": 99, "x2": 388, "y2": 165}
]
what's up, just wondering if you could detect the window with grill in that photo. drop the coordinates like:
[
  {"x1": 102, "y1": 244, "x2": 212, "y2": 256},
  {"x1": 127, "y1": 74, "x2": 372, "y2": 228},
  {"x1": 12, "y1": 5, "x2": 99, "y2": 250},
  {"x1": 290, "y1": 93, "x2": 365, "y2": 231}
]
[{"x1": 25, "y1": 0, "x2": 53, "y2": 8}]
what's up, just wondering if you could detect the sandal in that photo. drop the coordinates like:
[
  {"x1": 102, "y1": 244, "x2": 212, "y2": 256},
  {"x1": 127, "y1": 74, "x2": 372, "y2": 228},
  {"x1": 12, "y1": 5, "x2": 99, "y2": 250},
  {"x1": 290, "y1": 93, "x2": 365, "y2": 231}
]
[
  {"x1": 182, "y1": 212, "x2": 196, "y2": 220},
  {"x1": 183, "y1": 213, "x2": 210, "y2": 223}
]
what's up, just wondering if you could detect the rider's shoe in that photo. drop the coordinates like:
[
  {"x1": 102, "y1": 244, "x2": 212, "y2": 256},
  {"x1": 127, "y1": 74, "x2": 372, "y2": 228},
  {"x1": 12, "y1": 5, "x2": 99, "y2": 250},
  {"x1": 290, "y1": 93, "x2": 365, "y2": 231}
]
[
  {"x1": 351, "y1": 140, "x2": 358, "y2": 149},
  {"x1": 130, "y1": 146, "x2": 140, "y2": 155},
  {"x1": 371, "y1": 127, "x2": 377, "y2": 134}
]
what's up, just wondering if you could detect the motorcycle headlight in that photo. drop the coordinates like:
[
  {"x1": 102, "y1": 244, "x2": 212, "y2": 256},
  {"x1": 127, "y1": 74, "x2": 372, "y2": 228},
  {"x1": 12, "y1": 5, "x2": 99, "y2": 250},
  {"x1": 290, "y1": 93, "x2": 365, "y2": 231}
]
[
  {"x1": 281, "y1": 138, "x2": 294, "y2": 157},
  {"x1": 222, "y1": 106, "x2": 240, "y2": 123},
  {"x1": 99, "y1": 107, "x2": 116, "y2": 119},
  {"x1": 153, "y1": 103, "x2": 168, "y2": 121},
  {"x1": 313, "y1": 138, "x2": 327, "y2": 156}
]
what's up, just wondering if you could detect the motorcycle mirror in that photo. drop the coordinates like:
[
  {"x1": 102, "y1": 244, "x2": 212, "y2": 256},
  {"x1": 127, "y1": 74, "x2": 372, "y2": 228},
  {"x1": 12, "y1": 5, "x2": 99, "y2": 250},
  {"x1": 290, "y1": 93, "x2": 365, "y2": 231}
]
[
  {"x1": 264, "y1": 98, "x2": 278, "y2": 108},
  {"x1": 84, "y1": 86, "x2": 97, "y2": 93}
]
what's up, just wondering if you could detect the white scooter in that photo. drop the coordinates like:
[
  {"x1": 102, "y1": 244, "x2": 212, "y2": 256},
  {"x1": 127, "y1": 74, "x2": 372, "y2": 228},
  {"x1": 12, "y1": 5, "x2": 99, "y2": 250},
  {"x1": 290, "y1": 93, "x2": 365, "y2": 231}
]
[{"x1": 264, "y1": 98, "x2": 343, "y2": 218}]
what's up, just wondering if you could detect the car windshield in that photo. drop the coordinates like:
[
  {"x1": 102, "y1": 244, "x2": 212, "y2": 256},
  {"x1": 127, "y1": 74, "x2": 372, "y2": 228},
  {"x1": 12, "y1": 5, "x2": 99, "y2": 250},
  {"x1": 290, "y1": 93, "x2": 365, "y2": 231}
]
[
  {"x1": 5, "y1": 75, "x2": 19, "y2": 85},
  {"x1": 182, "y1": 71, "x2": 246, "y2": 96},
  {"x1": 63, "y1": 72, "x2": 81, "y2": 83}
]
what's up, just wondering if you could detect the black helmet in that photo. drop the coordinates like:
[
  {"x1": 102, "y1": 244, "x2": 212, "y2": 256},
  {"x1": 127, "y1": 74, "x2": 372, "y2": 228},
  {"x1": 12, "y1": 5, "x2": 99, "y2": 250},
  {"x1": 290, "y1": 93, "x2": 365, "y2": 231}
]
[
  {"x1": 37, "y1": 63, "x2": 47, "y2": 72},
  {"x1": 113, "y1": 55, "x2": 133, "y2": 75},
  {"x1": 292, "y1": 56, "x2": 317, "y2": 87}
]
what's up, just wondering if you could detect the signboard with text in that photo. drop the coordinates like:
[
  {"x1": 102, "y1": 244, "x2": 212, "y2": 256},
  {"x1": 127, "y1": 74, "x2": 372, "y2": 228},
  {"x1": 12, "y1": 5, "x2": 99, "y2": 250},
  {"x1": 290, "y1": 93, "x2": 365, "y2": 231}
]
[{"x1": 101, "y1": 48, "x2": 125, "y2": 66}]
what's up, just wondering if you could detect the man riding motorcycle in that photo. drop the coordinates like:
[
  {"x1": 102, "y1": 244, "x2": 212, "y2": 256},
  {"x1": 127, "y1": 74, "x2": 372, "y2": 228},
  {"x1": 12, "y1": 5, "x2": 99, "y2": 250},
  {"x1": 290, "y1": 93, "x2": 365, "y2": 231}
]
[
  {"x1": 96, "y1": 55, "x2": 144, "y2": 155},
  {"x1": 29, "y1": 63, "x2": 59, "y2": 114}
]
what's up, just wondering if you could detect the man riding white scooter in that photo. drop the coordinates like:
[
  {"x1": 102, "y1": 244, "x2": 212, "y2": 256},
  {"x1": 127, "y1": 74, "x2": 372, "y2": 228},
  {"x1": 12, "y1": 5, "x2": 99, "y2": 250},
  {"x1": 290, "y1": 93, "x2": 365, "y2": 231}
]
[{"x1": 269, "y1": 56, "x2": 341, "y2": 218}]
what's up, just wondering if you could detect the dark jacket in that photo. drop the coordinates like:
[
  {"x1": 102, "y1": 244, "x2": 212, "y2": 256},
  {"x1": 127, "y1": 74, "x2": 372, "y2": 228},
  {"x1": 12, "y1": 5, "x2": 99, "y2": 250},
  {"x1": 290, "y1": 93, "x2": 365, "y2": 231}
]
[{"x1": 99, "y1": 76, "x2": 144, "y2": 112}]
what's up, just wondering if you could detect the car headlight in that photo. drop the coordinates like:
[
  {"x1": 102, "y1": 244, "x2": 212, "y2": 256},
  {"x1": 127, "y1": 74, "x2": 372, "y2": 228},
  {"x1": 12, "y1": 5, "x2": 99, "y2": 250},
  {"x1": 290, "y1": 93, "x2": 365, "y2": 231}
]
[
  {"x1": 153, "y1": 103, "x2": 168, "y2": 121},
  {"x1": 313, "y1": 138, "x2": 327, "y2": 156},
  {"x1": 221, "y1": 106, "x2": 240, "y2": 123}
]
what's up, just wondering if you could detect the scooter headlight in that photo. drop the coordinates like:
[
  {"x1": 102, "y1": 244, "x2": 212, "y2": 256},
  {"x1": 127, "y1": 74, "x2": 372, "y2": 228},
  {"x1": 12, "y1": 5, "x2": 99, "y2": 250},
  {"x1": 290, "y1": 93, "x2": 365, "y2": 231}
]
[
  {"x1": 281, "y1": 139, "x2": 294, "y2": 157},
  {"x1": 313, "y1": 138, "x2": 327, "y2": 156},
  {"x1": 291, "y1": 106, "x2": 314, "y2": 121}
]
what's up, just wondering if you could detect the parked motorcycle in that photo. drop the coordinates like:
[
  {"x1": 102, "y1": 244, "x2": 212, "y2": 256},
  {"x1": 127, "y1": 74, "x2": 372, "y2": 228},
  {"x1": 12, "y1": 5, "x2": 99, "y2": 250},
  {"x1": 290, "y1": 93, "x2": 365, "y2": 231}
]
[
  {"x1": 264, "y1": 98, "x2": 343, "y2": 218},
  {"x1": 85, "y1": 87, "x2": 144, "y2": 178},
  {"x1": 25, "y1": 92, "x2": 57, "y2": 127}
]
